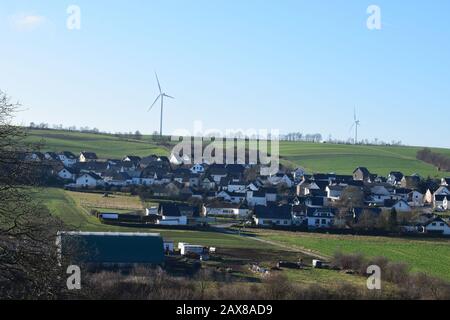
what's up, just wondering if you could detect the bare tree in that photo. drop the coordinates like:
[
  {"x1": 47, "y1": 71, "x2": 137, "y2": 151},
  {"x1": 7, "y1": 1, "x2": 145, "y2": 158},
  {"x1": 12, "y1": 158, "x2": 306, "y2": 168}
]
[{"x1": 0, "y1": 90, "x2": 67, "y2": 299}]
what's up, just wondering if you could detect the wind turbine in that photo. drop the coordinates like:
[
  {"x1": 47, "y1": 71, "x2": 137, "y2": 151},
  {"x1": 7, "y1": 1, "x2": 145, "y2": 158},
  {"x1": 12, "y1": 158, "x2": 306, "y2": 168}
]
[
  {"x1": 148, "y1": 73, "x2": 174, "y2": 136},
  {"x1": 350, "y1": 108, "x2": 361, "y2": 144}
]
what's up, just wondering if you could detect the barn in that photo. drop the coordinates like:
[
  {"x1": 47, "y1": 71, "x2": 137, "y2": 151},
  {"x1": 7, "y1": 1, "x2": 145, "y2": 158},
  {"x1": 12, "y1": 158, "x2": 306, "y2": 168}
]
[{"x1": 57, "y1": 232, "x2": 165, "y2": 266}]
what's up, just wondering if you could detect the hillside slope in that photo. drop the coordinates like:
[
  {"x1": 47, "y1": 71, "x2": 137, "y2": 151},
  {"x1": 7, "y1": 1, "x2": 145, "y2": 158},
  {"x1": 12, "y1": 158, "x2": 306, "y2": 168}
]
[{"x1": 26, "y1": 129, "x2": 450, "y2": 178}]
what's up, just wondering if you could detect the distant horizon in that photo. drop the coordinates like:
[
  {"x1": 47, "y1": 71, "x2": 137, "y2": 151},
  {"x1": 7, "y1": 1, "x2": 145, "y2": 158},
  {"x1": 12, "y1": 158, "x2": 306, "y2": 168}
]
[{"x1": 23, "y1": 125, "x2": 450, "y2": 151}]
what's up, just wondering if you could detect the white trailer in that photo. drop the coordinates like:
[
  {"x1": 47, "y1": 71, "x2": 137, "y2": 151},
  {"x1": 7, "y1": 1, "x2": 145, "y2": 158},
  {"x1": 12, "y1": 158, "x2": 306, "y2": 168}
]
[{"x1": 179, "y1": 244, "x2": 205, "y2": 256}]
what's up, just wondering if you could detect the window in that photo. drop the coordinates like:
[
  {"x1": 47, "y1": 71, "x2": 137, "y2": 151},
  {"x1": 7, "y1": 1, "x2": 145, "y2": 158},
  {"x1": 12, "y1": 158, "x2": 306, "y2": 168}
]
[
  {"x1": 321, "y1": 219, "x2": 327, "y2": 225},
  {"x1": 440, "y1": 223, "x2": 445, "y2": 227},
  {"x1": 315, "y1": 219, "x2": 320, "y2": 225}
]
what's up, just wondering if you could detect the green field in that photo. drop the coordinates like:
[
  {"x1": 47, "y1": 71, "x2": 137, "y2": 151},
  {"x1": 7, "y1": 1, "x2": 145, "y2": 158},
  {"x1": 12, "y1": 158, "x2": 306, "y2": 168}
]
[
  {"x1": 253, "y1": 229, "x2": 450, "y2": 281},
  {"x1": 34, "y1": 187, "x2": 272, "y2": 249},
  {"x1": 26, "y1": 129, "x2": 169, "y2": 159},
  {"x1": 280, "y1": 141, "x2": 450, "y2": 177},
  {"x1": 26, "y1": 129, "x2": 450, "y2": 178}
]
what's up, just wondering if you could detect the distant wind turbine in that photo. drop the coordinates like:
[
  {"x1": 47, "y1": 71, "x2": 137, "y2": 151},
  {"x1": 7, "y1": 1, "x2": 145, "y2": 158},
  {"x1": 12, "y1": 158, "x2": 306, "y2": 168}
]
[
  {"x1": 349, "y1": 108, "x2": 361, "y2": 144},
  {"x1": 148, "y1": 73, "x2": 174, "y2": 136}
]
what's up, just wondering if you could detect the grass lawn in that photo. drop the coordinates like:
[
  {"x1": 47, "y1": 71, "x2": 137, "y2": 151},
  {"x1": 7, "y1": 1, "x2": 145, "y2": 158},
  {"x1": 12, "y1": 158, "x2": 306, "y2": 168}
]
[
  {"x1": 252, "y1": 229, "x2": 450, "y2": 281},
  {"x1": 34, "y1": 188, "x2": 272, "y2": 250},
  {"x1": 68, "y1": 191, "x2": 146, "y2": 212}
]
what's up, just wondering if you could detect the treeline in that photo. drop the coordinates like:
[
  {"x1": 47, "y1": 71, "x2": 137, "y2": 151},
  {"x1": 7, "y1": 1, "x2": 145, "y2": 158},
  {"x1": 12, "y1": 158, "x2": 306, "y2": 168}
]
[
  {"x1": 417, "y1": 148, "x2": 450, "y2": 171},
  {"x1": 28, "y1": 123, "x2": 144, "y2": 141},
  {"x1": 281, "y1": 132, "x2": 403, "y2": 146}
]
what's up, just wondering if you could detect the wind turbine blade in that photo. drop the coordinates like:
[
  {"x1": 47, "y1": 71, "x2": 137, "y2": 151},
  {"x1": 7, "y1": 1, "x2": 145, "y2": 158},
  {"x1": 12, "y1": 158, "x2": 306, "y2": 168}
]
[
  {"x1": 349, "y1": 123, "x2": 355, "y2": 132},
  {"x1": 163, "y1": 94, "x2": 175, "y2": 99},
  {"x1": 148, "y1": 95, "x2": 161, "y2": 111},
  {"x1": 155, "y1": 72, "x2": 162, "y2": 94}
]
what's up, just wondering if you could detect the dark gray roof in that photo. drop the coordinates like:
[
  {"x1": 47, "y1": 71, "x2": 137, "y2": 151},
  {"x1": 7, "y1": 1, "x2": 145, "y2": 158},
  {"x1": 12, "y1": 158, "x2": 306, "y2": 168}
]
[
  {"x1": 80, "y1": 151, "x2": 98, "y2": 159},
  {"x1": 254, "y1": 205, "x2": 292, "y2": 220},
  {"x1": 59, "y1": 232, "x2": 164, "y2": 264},
  {"x1": 306, "y1": 207, "x2": 336, "y2": 217},
  {"x1": 159, "y1": 203, "x2": 182, "y2": 217}
]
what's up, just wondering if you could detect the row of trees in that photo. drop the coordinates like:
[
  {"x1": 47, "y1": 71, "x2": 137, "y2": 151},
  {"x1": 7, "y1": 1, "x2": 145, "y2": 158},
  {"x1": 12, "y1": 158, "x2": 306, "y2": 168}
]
[
  {"x1": 280, "y1": 132, "x2": 323, "y2": 143},
  {"x1": 417, "y1": 148, "x2": 450, "y2": 171},
  {"x1": 29, "y1": 122, "x2": 145, "y2": 141}
]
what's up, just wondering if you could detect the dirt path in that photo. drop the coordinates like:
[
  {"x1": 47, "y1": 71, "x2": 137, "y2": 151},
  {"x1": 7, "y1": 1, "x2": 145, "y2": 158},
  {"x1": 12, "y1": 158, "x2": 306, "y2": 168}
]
[{"x1": 211, "y1": 226, "x2": 329, "y2": 261}]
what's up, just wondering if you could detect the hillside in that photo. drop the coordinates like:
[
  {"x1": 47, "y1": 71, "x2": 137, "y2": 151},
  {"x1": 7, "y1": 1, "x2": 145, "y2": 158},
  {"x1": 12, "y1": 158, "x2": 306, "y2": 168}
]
[
  {"x1": 26, "y1": 129, "x2": 450, "y2": 178},
  {"x1": 26, "y1": 129, "x2": 170, "y2": 159}
]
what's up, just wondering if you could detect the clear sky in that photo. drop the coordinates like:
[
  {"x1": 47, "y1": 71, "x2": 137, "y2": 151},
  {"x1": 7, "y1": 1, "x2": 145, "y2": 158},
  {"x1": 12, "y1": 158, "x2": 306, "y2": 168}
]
[{"x1": 1, "y1": 1, "x2": 449, "y2": 148}]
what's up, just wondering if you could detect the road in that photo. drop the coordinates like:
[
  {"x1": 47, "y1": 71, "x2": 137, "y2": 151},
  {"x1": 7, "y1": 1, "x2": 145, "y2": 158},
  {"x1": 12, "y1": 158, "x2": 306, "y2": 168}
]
[{"x1": 210, "y1": 224, "x2": 329, "y2": 261}]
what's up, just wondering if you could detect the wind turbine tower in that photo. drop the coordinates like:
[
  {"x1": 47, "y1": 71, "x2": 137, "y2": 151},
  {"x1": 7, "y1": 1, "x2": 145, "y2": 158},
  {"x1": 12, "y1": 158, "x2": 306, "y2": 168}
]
[
  {"x1": 148, "y1": 73, "x2": 174, "y2": 136},
  {"x1": 350, "y1": 109, "x2": 361, "y2": 144}
]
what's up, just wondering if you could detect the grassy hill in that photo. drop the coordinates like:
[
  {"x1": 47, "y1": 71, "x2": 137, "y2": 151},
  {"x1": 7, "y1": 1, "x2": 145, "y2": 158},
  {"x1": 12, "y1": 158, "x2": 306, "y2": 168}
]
[
  {"x1": 26, "y1": 129, "x2": 450, "y2": 178},
  {"x1": 280, "y1": 142, "x2": 450, "y2": 178},
  {"x1": 26, "y1": 129, "x2": 170, "y2": 159}
]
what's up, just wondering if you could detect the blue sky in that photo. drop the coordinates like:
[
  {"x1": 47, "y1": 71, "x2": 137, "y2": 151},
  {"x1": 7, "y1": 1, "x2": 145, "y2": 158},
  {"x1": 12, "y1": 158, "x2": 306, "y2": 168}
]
[{"x1": 1, "y1": 0, "x2": 449, "y2": 148}]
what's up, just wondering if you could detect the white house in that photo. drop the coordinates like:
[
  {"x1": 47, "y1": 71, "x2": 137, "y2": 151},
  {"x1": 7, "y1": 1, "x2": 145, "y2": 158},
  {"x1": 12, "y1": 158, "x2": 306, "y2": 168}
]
[
  {"x1": 217, "y1": 191, "x2": 246, "y2": 204},
  {"x1": 293, "y1": 167, "x2": 307, "y2": 181},
  {"x1": 424, "y1": 217, "x2": 450, "y2": 235},
  {"x1": 326, "y1": 185, "x2": 345, "y2": 201},
  {"x1": 387, "y1": 172, "x2": 404, "y2": 186},
  {"x1": 370, "y1": 185, "x2": 392, "y2": 204},
  {"x1": 247, "y1": 191, "x2": 267, "y2": 207},
  {"x1": 203, "y1": 203, "x2": 250, "y2": 218},
  {"x1": 79, "y1": 151, "x2": 98, "y2": 163},
  {"x1": 157, "y1": 203, "x2": 188, "y2": 226},
  {"x1": 253, "y1": 205, "x2": 292, "y2": 227},
  {"x1": 297, "y1": 181, "x2": 320, "y2": 196},
  {"x1": 158, "y1": 215, "x2": 187, "y2": 226},
  {"x1": 57, "y1": 167, "x2": 76, "y2": 181},
  {"x1": 75, "y1": 172, "x2": 103, "y2": 188},
  {"x1": 306, "y1": 208, "x2": 335, "y2": 229},
  {"x1": 408, "y1": 190, "x2": 424, "y2": 207},
  {"x1": 433, "y1": 187, "x2": 450, "y2": 210},
  {"x1": 434, "y1": 195, "x2": 449, "y2": 211},
  {"x1": 58, "y1": 151, "x2": 77, "y2": 167}
]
